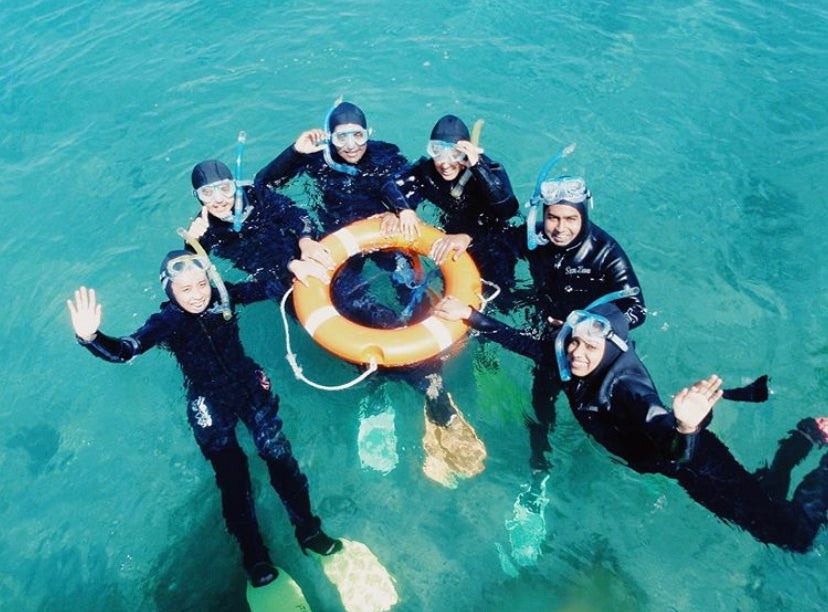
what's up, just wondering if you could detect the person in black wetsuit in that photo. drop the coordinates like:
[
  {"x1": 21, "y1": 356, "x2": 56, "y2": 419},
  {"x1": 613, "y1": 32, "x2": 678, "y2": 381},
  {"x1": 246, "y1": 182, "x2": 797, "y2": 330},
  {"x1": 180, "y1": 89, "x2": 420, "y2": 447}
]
[
  {"x1": 255, "y1": 100, "x2": 413, "y2": 247},
  {"x1": 66, "y1": 252, "x2": 342, "y2": 588},
  {"x1": 513, "y1": 175, "x2": 647, "y2": 472},
  {"x1": 184, "y1": 159, "x2": 328, "y2": 296},
  {"x1": 380, "y1": 114, "x2": 520, "y2": 300},
  {"x1": 435, "y1": 296, "x2": 828, "y2": 551},
  {"x1": 255, "y1": 102, "x2": 465, "y2": 428}
]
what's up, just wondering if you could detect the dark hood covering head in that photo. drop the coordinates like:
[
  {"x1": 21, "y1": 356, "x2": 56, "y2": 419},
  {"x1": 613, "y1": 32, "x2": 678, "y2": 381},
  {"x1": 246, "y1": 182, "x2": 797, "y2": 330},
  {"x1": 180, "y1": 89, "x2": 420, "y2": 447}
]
[
  {"x1": 541, "y1": 179, "x2": 591, "y2": 249},
  {"x1": 572, "y1": 302, "x2": 629, "y2": 383},
  {"x1": 327, "y1": 102, "x2": 367, "y2": 131},
  {"x1": 191, "y1": 160, "x2": 233, "y2": 190},
  {"x1": 430, "y1": 114, "x2": 470, "y2": 143},
  {"x1": 159, "y1": 249, "x2": 194, "y2": 303}
]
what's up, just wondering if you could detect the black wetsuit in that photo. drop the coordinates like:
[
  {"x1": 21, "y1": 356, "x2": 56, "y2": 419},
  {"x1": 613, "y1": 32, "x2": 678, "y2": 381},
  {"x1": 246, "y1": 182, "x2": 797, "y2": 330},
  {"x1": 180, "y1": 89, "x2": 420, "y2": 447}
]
[
  {"x1": 381, "y1": 154, "x2": 520, "y2": 293},
  {"x1": 256, "y1": 141, "x2": 407, "y2": 233},
  {"x1": 466, "y1": 308, "x2": 828, "y2": 551},
  {"x1": 515, "y1": 221, "x2": 646, "y2": 328},
  {"x1": 76, "y1": 282, "x2": 324, "y2": 568},
  {"x1": 189, "y1": 182, "x2": 311, "y2": 301}
]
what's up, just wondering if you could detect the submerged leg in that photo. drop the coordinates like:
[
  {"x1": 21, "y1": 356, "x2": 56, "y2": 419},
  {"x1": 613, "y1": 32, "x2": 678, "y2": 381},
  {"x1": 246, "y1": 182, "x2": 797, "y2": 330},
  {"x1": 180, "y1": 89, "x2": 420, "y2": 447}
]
[
  {"x1": 675, "y1": 430, "x2": 823, "y2": 552},
  {"x1": 246, "y1": 395, "x2": 341, "y2": 557},
  {"x1": 790, "y1": 452, "x2": 828, "y2": 542},
  {"x1": 527, "y1": 364, "x2": 560, "y2": 472},
  {"x1": 208, "y1": 444, "x2": 275, "y2": 586},
  {"x1": 755, "y1": 418, "x2": 825, "y2": 499}
]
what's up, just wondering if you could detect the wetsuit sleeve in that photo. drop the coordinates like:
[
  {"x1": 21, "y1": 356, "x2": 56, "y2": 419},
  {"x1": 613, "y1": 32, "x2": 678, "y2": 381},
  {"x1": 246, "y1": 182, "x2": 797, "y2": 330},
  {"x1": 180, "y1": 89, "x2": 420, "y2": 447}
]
[
  {"x1": 602, "y1": 244, "x2": 647, "y2": 329},
  {"x1": 468, "y1": 158, "x2": 519, "y2": 220},
  {"x1": 76, "y1": 313, "x2": 171, "y2": 363},
  {"x1": 611, "y1": 378, "x2": 695, "y2": 462},
  {"x1": 254, "y1": 145, "x2": 306, "y2": 190},
  {"x1": 380, "y1": 160, "x2": 427, "y2": 212},
  {"x1": 466, "y1": 309, "x2": 549, "y2": 363},
  {"x1": 226, "y1": 280, "x2": 269, "y2": 306},
  {"x1": 260, "y1": 189, "x2": 315, "y2": 241}
]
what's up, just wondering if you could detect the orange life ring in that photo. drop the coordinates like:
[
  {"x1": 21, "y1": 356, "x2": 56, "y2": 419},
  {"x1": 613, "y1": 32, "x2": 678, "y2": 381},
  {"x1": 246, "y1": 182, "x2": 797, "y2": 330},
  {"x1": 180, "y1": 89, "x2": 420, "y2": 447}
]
[{"x1": 292, "y1": 216, "x2": 482, "y2": 367}]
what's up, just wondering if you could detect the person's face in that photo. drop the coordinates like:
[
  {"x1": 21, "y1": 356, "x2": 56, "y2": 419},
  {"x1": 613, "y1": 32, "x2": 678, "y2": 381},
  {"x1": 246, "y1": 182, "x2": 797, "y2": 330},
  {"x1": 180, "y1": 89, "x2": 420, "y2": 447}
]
[
  {"x1": 432, "y1": 156, "x2": 463, "y2": 181},
  {"x1": 170, "y1": 268, "x2": 212, "y2": 314},
  {"x1": 332, "y1": 122, "x2": 368, "y2": 164},
  {"x1": 196, "y1": 179, "x2": 235, "y2": 219},
  {"x1": 543, "y1": 203, "x2": 582, "y2": 247},
  {"x1": 566, "y1": 334, "x2": 605, "y2": 377}
]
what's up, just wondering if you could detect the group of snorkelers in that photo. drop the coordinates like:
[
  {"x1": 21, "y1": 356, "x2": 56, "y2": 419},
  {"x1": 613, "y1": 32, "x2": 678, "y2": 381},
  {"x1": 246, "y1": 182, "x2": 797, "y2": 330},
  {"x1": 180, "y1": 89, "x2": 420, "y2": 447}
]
[{"x1": 67, "y1": 99, "x2": 828, "y2": 590}]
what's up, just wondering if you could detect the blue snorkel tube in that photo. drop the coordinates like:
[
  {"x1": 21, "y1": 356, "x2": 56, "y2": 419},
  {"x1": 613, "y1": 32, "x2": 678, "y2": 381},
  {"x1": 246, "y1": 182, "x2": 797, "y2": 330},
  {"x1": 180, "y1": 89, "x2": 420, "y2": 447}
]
[
  {"x1": 525, "y1": 143, "x2": 576, "y2": 251},
  {"x1": 554, "y1": 286, "x2": 641, "y2": 382},
  {"x1": 232, "y1": 131, "x2": 247, "y2": 232},
  {"x1": 322, "y1": 98, "x2": 359, "y2": 177}
]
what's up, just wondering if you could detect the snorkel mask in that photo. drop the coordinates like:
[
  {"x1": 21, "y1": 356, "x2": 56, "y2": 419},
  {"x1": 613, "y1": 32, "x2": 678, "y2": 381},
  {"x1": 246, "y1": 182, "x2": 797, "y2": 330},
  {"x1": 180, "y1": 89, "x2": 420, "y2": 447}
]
[
  {"x1": 192, "y1": 155, "x2": 252, "y2": 232},
  {"x1": 525, "y1": 143, "x2": 581, "y2": 250},
  {"x1": 321, "y1": 99, "x2": 366, "y2": 176},
  {"x1": 527, "y1": 174, "x2": 592, "y2": 251},
  {"x1": 160, "y1": 252, "x2": 211, "y2": 291},
  {"x1": 172, "y1": 230, "x2": 234, "y2": 320},
  {"x1": 426, "y1": 140, "x2": 466, "y2": 164},
  {"x1": 554, "y1": 287, "x2": 639, "y2": 381}
]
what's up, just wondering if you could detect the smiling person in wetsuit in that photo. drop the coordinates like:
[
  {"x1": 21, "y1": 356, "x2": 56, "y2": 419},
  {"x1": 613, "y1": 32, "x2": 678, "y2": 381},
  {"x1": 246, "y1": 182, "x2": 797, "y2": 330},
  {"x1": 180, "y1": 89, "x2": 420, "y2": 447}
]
[
  {"x1": 66, "y1": 252, "x2": 341, "y2": 588},
  {"x1": 510, "y1": 175, "x2": 648, "y2": 472},
  {"x1": 435, "y1": 296, "x2": 828, "y2": 551},
  {"x1": 184, "y1": 159, "x2": 328, "y2": 295},
  {"x1": 381, "y1": 114, "x2": 520, "y2": 301}
]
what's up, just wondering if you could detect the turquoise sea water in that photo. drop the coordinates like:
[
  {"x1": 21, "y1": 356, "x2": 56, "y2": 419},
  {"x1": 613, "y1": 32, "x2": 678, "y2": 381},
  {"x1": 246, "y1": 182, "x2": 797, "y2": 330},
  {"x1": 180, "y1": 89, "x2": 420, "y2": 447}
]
[{"x1": 2, "y1": 1, "x2": 827, "y2": 610}]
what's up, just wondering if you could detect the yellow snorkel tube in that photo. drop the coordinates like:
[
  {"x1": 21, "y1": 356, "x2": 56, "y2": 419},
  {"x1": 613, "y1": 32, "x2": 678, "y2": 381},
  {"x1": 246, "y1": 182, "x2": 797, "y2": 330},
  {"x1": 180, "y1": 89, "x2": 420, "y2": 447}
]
[
  {"x1": 449, "y1": 119, "x2": 484, "y2": 198},
  {"x1": 176, "y1": 228, "x2": 232, "y2": 320}
]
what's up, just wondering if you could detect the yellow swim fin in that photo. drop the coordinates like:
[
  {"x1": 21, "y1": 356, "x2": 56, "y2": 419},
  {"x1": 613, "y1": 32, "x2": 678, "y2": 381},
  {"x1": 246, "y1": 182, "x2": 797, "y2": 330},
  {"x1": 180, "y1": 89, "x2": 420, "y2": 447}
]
[
  {"x1": 422, "y1": 393, "x2": 487, "y2": 486},
  {"x1": 316, "y1": 538, "x2": 399, "y2": 612},
  {"x1": 245, "y1": 566, "x2": 312, "y2": 611}
]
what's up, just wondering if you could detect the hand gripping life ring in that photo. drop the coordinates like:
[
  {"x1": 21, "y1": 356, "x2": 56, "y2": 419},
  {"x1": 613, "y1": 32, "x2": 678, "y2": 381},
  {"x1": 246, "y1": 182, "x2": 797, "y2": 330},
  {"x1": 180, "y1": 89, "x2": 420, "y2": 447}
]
[{"x1": 292, "y1": 216, "x2": 482, "y2": 367}]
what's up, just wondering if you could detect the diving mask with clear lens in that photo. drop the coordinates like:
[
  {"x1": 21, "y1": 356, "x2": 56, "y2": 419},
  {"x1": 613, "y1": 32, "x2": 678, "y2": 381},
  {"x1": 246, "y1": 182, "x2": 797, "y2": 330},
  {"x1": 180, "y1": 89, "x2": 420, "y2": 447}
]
[
  {"x1": 196, "y1": 179, "x2": 235, "y2": 202},
  {"x1": 330, "y1": 128, "x2": 371, "y2": 149},
  {"x1": 539, "y1": 176, "x2": 590, "y2": 205},
  {"x1": 165, "y1": 254, "x2": 211, "y2": 279},
  {"x1": 426, "y1": 140, "x2": 465, "y2": 164},
  {"x1": 554, "y1": 309, "x2": 628, "y2": 382}
]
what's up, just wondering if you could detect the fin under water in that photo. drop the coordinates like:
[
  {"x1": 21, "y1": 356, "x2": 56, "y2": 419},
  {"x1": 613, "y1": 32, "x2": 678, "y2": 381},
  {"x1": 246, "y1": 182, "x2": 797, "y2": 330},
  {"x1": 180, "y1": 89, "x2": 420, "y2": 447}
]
[
  {"x1": 722, "y1": 375, "x2": 769, "y2": 403},
  {"x1": 357, "y1": 387, "x2": 399, "y2": 474},
  {"x1": 500, "y1": 472, "x2": 551, "y2": 573},
  {"x1": 246, "y1": 566, "x2": 312, "y2": 612},
  {"x1": 315, "y1": 538, "x2": 399, "y2": 612},
  {"x1": 421, "y1": 394, "x2": 487, "y2": 488}
]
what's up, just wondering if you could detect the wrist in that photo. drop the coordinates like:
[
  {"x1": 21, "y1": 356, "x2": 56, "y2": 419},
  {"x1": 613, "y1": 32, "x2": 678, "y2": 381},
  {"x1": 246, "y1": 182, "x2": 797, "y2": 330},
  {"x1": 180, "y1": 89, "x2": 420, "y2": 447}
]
[{"x1": 676, "y1": 422, "x2": 700, "y2": 435}]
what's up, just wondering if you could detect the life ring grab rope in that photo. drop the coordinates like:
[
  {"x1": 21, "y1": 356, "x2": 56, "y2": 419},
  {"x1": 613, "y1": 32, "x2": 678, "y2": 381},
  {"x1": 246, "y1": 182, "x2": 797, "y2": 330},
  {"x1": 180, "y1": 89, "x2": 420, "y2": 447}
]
[
  {"x1": 280, "y1": 286, "x2": 379, "y2": 391},
  {"x1": 280, "y1": 278, "x2": 500, "y2": 391}
]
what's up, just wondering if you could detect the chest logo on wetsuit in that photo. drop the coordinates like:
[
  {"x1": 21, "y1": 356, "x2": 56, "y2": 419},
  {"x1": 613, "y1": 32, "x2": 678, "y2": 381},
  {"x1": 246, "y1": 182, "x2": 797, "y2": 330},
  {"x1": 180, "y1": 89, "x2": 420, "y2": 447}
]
[
  {"x1": 191, "y1": 396, "x2": 213, "y2": 428},
  {"x1": 565, "y1": 265, "x2": 592, "y2": 275},
  {"x1": 257, "y1": 369, "x2": 271, "y2": 391}
]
